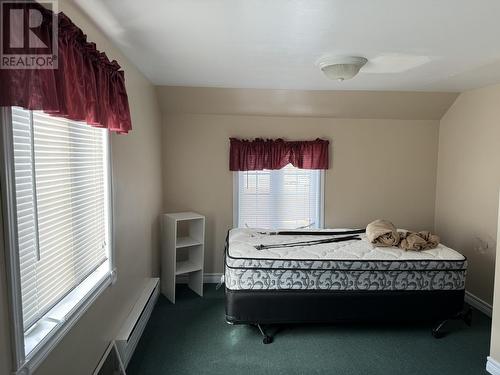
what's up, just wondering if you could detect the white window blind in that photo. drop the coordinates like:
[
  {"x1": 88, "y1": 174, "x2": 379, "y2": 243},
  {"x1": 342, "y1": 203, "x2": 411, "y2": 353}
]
[
  {"x1": 236, "y1": 164, "x2": 323, "y2": 229},
  {"x1": 11, "y1": 107, "x2": 109, "y2": 331}
]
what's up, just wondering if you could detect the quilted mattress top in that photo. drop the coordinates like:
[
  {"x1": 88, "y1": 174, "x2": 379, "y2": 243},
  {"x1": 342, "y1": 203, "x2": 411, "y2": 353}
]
[{"x1": 226, "y1": 228, "x2": 467, "y2": 271}]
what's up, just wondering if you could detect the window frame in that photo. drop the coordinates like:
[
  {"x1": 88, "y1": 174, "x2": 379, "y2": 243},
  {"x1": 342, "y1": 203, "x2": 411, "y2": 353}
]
[
  {"x1": 232, "y1": 167, "x2": 326, "y2": 229},
  {"x1": 0, "y1": 107, "x2": 116, "y2": 374}
]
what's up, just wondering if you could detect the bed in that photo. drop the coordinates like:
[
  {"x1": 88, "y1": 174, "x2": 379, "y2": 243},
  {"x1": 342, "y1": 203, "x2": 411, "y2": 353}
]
[{"x1": 224, "y1": 228, "x2": 469, "y2": 343}]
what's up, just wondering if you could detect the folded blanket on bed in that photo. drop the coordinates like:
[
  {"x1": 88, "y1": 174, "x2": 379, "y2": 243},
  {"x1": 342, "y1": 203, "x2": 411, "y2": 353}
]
[
  {"x1": 366, "y1": 219, "x2": 440, "y2": 251},
  {"x1": 399, "y1": 231, "x2": 440, "y2": 251},
  {"x1": 366, "y1": 219, "x2": 400, "y2": 247}
]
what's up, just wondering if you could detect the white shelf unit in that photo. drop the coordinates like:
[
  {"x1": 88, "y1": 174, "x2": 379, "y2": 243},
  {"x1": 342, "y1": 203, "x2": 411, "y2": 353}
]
[{"x1": 161, "y1": 212, "x2": 205, "y2": 303}]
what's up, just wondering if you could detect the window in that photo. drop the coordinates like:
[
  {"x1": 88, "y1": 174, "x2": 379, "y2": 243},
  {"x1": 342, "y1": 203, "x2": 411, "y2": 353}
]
[
  {"x1": 1, "y1": 107, "x2": 113, "y2": 372},
  {"x1": 234, "y1": 164, "x2": 324, "y2": 229}
]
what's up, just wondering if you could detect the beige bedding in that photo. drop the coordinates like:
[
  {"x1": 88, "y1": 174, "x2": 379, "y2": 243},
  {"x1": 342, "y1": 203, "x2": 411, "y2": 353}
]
[
  {"x1": 366, "y1": 219, "x2": 400, "y2": 247},
  {"x1": 366, "y1": 219, "x2": 440, "y2": 251},
  {"x1": 399, "y1": 231, "x2": 440, "y2": 251}
]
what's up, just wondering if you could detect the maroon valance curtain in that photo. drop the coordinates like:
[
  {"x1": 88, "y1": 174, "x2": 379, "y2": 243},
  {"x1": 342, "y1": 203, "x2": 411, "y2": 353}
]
[
  {"x1": 229, "y1": 138, "x2": 329, "y2": 171},
  {"x1": 0, "y1": 5, "x2": 131, "y2": 134}
]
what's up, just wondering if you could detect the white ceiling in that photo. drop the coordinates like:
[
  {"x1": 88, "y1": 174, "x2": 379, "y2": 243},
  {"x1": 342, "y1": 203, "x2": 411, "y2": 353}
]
[{"x1": 75, "y1": 0, "x2": 500, "y2": 92}]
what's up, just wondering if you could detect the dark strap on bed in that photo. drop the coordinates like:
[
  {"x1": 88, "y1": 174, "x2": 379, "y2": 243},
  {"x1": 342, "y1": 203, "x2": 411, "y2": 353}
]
[
  {"x1": 259, "y1": 229, "x2": 366, "y2": 236},
  {"x1": 255, "y1": 235, "x2": 361, "y2": 250}
]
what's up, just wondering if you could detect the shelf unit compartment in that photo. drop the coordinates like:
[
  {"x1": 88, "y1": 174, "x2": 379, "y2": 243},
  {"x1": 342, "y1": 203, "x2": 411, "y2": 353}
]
[
  {"x1": 176, "y1": 236, "x2": 203, "y2": 248},
  {"x1": 176, "y1": 218, "x2": 204, "y2": 245},
  {"x1": 175, "y1": 260, "x2": 202, "y2": 275}
]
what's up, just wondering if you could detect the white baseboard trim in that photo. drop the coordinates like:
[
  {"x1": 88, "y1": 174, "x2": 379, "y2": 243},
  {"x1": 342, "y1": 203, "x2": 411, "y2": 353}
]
[
  {"x1": 465, "y1": 290, "x2": 492, "y2": 317},
  {"x1": 487, "y1": 357, "x2": 500, "y2": 375},
  {"x1": 176, "y1": 273, "x2": 223, "y2": 284}
]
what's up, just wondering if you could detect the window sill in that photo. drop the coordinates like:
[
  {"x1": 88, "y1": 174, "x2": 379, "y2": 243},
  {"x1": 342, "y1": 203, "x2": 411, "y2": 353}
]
[{"x1": 18, "y1": 261, "x2": 114, "y2": 375}]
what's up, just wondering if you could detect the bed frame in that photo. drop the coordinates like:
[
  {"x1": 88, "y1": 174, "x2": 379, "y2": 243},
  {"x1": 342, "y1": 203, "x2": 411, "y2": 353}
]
[{"x1": 224, "y1": 231, "x2": 471, "y2": 344}]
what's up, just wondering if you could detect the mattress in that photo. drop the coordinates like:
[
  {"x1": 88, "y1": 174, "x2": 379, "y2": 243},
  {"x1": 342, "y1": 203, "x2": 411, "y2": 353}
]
[{"x1": 225, "y1": 228, "x2": 467, "y2": 292}]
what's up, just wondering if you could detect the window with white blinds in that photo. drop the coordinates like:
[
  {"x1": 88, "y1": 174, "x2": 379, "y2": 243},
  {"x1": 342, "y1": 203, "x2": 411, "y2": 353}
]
[
  {"x1": 10, "y1": 107, "x2": 110, "y2": 334},
  {"x1": 235, "y1": 164, "x2": 323, "y2": 229}
]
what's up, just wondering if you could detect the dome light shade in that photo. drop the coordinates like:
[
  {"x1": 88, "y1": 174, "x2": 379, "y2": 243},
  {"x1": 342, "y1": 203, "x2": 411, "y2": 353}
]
[{"x1": 318, "y1": 56, "x2": 368, "y2": 81}]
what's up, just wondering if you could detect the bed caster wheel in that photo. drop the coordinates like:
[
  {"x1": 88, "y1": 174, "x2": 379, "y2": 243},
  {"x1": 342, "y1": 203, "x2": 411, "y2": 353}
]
[
  {"x1": 432, "y1": 319, "x2": 447, "y2": 339},
  {"x1": 263, "y1": 336, "x2": 273, "y2": 344},
  {"x1": 256, "y1": 324, "x2": 273, "y2": 344},
  {"x1": 432, "y1": 329, "x2": 445, "y2": 339},
  {"x1": 463, "y1": 308, "x2": 472, "y2": 326}
]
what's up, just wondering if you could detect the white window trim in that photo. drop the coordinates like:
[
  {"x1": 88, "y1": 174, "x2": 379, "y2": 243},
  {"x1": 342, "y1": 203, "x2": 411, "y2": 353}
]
[
  {"x1": 0, "y1": 107, "x2": 116, "y2": 375},
  {"x1": 232, "y1": 168, "x2": 326, "y2": 229}
]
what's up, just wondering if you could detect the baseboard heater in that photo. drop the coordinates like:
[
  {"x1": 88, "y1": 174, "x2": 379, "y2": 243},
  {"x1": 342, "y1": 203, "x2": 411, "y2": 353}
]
[{"x1": 115, "y1": 278, "x2": 160, "y2": 368}]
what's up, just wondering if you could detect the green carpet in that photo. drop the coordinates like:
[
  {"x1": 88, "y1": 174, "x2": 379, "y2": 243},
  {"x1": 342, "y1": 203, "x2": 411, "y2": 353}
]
[{"x1": 127, "y1": 285, "x2": 491, "y2": 375}]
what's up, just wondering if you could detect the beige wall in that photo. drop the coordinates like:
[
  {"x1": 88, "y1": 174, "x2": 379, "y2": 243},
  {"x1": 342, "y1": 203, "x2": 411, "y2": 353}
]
[
  {"x1": 435, "y1": 83, "x2": 500, "y2": 306},
  {"x1": 0, "y1": 1, "x2": 163, "y2": 374},
  {"x1": 433, "y1": 84, "x2": 500, "y2": 364},
  {"x1": 159, "y1": 86, "x2": 458, "y2": 120},
  {"x1": 159, "y1": 87, "x2": 441, "y2": 274}
]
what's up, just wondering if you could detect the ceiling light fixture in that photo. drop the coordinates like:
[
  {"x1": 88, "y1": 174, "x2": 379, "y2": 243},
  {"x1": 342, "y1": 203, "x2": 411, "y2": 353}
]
[{"x1": 317, "y1": 56, "x2": 368, "y2": 82}]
